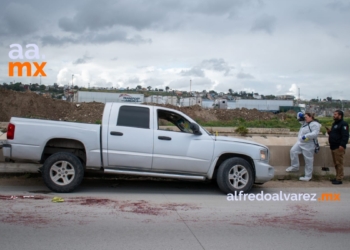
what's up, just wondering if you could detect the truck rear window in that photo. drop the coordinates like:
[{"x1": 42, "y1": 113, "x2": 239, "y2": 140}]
[{"x1": 117, "y1": 106, "x2": 150, "y2": 129}]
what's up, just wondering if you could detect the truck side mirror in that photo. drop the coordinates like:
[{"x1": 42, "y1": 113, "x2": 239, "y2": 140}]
[{"x1": 190, "y1": 123, "x2": 202, "y2": 135}]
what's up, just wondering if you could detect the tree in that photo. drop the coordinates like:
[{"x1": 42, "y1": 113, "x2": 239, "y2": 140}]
[
  {"x1": 136, "y1": 85, "x2": 142, "y2": 91},
  {"x1": 39, "y1": 84, "x2": 46, "y2": 91},
  {"x1": 11, "y1": 82, "x2": 23, "y2": 91},
  {"x1": 165, "y1": 86, "x2": 169, "y2": 92},
  {"x1": 240, "y1": 91, "x2": 247, "y2": 97},
  {"x1": 30, "y1": 83, "x2": 39, "y2": 91},
  {"x1": 1, "y1": 83, "x2": 8, "y2": 89},
  {"x1": 147, "y1": 86, "x2": 152, "y2": 91},
  {"x1": 264, "y1": 95, "x2": 276, "y2": 100},
  {"x1": 228, "y1": 89, "x2": 233, "y2": 95}
]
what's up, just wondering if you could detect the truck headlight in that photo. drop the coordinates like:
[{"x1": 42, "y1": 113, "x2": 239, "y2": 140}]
[{"x1": 260, "y1": 149, "x2": 268, "y2": 161}]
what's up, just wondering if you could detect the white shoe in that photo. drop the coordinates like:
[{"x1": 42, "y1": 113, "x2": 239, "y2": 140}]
[
  {"x1": 286, "y1": 167, "x2": 299, "y2": 172},
  {"x1": 299, "y1": 177, "x2": 311, "y2": 181}
]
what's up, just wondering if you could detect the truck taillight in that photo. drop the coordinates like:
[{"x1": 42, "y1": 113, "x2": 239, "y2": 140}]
[{"x1": 7, "y1": 123, "x2": 15, "y2": 140}]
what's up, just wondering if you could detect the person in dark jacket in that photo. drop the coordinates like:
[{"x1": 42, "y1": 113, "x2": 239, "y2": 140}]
[{"x1": 326, "y1": 110, "x2": 349, "y2": 185}]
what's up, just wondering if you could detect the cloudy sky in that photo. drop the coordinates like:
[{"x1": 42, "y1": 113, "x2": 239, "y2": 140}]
[{"x1": 0, "y1": 0, "x2": 349, "y2": 100}]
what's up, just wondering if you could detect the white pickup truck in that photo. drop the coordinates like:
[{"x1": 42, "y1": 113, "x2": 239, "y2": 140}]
[{"x1": 3, "y1": 103, "x2": 274, "y2": 193}]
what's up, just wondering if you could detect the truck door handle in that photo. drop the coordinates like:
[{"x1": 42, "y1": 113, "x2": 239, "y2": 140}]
[
  {"x1": 158, "y1": 136, "x2": 171, "y2": 141},
  {"x1": 110, "y1": 131, "x2": 123, "y2": 136}
]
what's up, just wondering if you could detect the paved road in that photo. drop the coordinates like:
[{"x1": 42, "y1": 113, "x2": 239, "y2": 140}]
[{"x1": 0, "y1": 177, "x2": 349, "y2": 250}]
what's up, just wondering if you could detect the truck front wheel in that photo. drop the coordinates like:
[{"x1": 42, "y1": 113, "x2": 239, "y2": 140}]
[
  {"x1": 216, "y1": 157, "x2": 254, "y2": 194},
  {"x1": 42, "y1": 152, "x2": 84, "y2": 193}
]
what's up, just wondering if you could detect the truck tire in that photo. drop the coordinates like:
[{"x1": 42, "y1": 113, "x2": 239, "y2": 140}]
[
  {"x1": 216, "y1": 157, "x2": 254, "y2": 194},
  {"x1": 42, "y1": 152, "x2": 84, "y2": 193}
]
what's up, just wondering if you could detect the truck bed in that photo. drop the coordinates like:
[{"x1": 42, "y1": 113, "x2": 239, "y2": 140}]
[{"x1": 4, "y1": 117, "x2": 101, "y2": 166}]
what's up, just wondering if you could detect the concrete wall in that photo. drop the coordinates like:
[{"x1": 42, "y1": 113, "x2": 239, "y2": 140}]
[{"x1": 268, "y1": 145, "x2": 350, "y2": 167}]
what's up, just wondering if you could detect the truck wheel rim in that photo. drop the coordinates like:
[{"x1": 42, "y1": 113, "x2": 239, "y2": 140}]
[
  {"x1": 228, "y1": 165, "x2": 249, "y2": 189},
  {"x1": 50, "y1": 161, "x2": 76, "y2": 186}
]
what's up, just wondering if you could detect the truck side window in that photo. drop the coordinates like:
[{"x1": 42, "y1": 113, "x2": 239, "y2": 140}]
[
  {"x1": 117, "y1": 106, "x2": 150, "y2": 129},
  {"x1": 157, "y1": 110, "x2": 193, "y2": 134}
]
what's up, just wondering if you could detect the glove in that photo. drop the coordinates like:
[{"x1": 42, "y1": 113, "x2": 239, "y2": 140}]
[{"x1": 302, "y1": 136, "x2": 309, "y2": 142}]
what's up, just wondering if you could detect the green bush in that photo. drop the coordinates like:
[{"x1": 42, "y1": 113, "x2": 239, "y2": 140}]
[{"x1": 235, "y1": 126, "x2": 249, "y2": 136}]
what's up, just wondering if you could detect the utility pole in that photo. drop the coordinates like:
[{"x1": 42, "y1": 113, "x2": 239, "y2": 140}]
[
  {"x1": 341, "y1": 100, "x2": 344, "y2": 111},
  {"x1": 190, "y1": 79, "x2": 192, "y2": 106},
  {"x1": 72, "y1": 74, "x2": 74, "y2": 89},
  {"x1": 190, "y1": 79, "x2": 192, "y2": 95}
]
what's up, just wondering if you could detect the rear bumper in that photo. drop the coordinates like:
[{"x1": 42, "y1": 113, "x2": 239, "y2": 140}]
[
  {"x1": 254, "y1": 160, "x2": 274, "y2": 183},
  {"x1": 2, "y1": 144, "x2": 11, "y2": 158}
]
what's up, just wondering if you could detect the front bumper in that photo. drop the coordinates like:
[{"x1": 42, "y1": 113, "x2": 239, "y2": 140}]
[{"x1": 254, "y1": 160, "x2": 274, "y2": 183}]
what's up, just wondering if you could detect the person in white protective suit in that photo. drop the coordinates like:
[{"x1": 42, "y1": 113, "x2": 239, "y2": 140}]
[{"x1": 286, "y1": 112, "x2": 321, "y2": 181}]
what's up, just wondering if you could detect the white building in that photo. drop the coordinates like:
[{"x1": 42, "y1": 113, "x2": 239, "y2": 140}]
[
  {"x1": 74, "y1": 91, "x2": 144, "y2": 103},
  {"x1": 179, "y1": 97, "x2": 202, "y2": 107},
  {"x1": 145, "y1": 95, "x2": 166, "y2": 104},
  {"x1": 144, "y1": 95, "x2": 178, "y2": 106}
]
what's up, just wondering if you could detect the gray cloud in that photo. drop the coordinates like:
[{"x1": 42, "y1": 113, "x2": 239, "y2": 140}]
[
  {"x1": 0, "y1": 0, "x2": 349, "y2": 100},
  {"x1": 180, "y1": 68, "x2": 205, "y2": 77},
  {"x1": 41, "y1": 31, "x2": 151, "y2": 46},
  {"x1": 251, "y1": 14, "x2": 276, "y2": 34},
  {"x1": 200, "y1": 58, "x2": 233, "y2": 76},
  {"x1": 144, "y1": 78, "x2": 164, "y2": 87},
  {"x1": 0, "y1": 3, "x2": 40, "y2": 36},
  {"x1": 126, "y1": 77, "x2": 141, "y2": 84},
  {"x1": 58, "y1": 0, "x2": 166, "y2": 33},
  {"x1": 327, "y1": 1, "x2": 350, "y2": 12},
  {"x1": 56, "y1": 0, "x2": 257, "y2": 34},
  {"x1": 94, "y1": 80, "x2": 113, "y2": 88},
  {"x1": 189, "y1": 0, "x2": 246, "y2": 16},
  {"x1": 180, "y1": 58, "x2": 233, "y2": 77},
  {"x1": 170, "y1": 77, "x2": 215, "y2": 90},
  {"x1": 237, "y1": 72, "x2": 255, "y2": 79},
  {"x1": 41, "y1": 35, "x2": 75, "y2": 46},
  {"x1": 73, "y1": 53, "x2": 92, "y2": 65}
]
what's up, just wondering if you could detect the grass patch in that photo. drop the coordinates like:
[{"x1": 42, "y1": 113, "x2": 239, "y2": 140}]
[
  {"x1": 276, "y1": 174, "x2": 300, "y2": 181},
  {"x1": 235, "y1": 126, "x2": 248, "y2": 136},
  {"x1": 199, "y1": 115, "x2": 302, "y2": 131},
  {"x1": 311, "y1": 172, "x2": 322, "y2": 182},
  {"x1": 196, "y1": 115, "x2": 350, "y2": 131}
]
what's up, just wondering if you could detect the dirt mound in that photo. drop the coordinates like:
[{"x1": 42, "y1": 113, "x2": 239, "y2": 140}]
[
  {"x1": 0, "y1": 89, "x2": 104, "y2": 123},
  {"x1": 0, "y1": 89, "x2": 283, "y2": 123}
]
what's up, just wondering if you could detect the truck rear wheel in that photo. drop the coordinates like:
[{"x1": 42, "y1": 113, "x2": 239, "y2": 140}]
[
  {"x1": 216, "y1": 157, "x2": 254, "y2": 194},
  {"x1": 42, "y1": 152, "x2": 84, "y2": 193}
]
